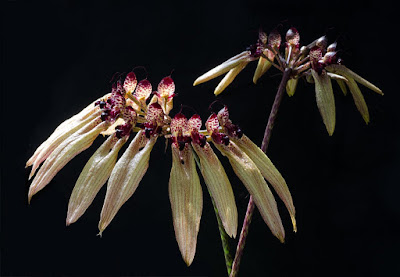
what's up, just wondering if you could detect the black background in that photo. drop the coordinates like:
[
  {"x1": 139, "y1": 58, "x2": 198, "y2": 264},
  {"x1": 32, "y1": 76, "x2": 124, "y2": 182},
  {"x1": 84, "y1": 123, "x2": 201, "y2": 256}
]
[{"x1": 2, "y1": 0, "x2": 399, "y2": 276}]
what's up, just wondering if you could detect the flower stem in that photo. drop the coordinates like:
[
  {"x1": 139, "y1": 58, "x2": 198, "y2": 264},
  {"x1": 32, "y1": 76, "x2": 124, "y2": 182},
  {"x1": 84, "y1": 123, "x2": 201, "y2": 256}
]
[{"x1": 229, "y1": 67, "x2": 292, "y2": 277}]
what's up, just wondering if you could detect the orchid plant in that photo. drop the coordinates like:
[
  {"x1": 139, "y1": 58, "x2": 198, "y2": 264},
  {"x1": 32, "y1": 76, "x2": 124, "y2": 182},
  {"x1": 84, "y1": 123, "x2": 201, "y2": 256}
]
[
  {"x1": 194, "y1": 27, "x2": 383, "y2": 276},
  {"x1": 26, "y1": 26, "x2": 382, "y2": 277}
]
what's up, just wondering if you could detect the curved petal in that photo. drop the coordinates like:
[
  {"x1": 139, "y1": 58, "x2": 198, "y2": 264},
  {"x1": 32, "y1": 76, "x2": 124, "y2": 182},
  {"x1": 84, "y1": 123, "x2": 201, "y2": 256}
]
[
  {"x1": 98, "y1": 131, "x2": 157, "y2": 234},
  {"x1": 253, "y1": 56, "x2": 272, "y2": 84},
  {"x1": 214, "y1": 62, "x2": 248, "y2": 95},
  {"x1": 231, "y1": 135, "x2": 296, "y2": 232},
  {"x1": 169, "y1": 144, "x2": 203, "y2": 266},
  {"x1": 26, "y1": 94, "x2": 110, "y2": 170},
  {"x1": 28, "y1": 118, "x2": 108, "y2": 202},
  {"x1": 326, "y1": 64, "x2": 383, "y2": 95},
  {"x1": 312, "y1": 69, "x2": 336, "y2": 136},
  {"x1": 213, "y1": 140, "x2": 285, "y2": 243},
  {"x1": 193, "y1": 51, "x2": 250, "y2": 86},
  {"x1": 346, "y1": 78, "x2": 370, "y2": 124},
  {"x1": 66, "y1": 134, "x2": 128, "y2": 225},
  {"x1": 192, "y1": 142, "x2": 238, "y2": 238}
]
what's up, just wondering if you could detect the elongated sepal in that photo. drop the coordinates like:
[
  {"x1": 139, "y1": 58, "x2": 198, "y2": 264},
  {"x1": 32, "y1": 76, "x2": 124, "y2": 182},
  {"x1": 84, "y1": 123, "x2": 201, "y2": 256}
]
[
  {"x1": 26, "y1": 95, "x2": 111, "y2": 178},
  {"x1": 286, "y1": 78, "x2": 298, "y2": 97},
  {"x1": 193, "y1": 51, "x2": 250, "y2": 86},
  {"x1": 346, "y1": 78, "x2": 370, "y2": 124},
  {"x1": 231, "y1": 135, "x2": 296, "y2": 232},
  {"x1": 214, "y1": 62, "x2": 248, "y2": 95},
  {"x1": 66, "y1": 134, "x2": 128, "y2": 225},
  {"x1": 169, "y1": 144, "x2": 203, "y2": 265},
  {"x1": 253, "y1": 57, "x2": 272, "y2": 84},
  {"x1": 336, "y1": 79, "x2": 348, "y2": 95},
  {"x1": 326, "y1": 64, "x2": 383, "y2": 95},
  {"x1": 312, "y1": 69, "x2": 336, "y2": 136},
  {"x1": 98, "y1": 131, "x2": 157, "y2": 234},
  {"x1": 28, "y1": 119, "x2": 108, "y2": 203},
  {"x1": 192, "y1": 142, "x2": 238, "y2": 238},
  {"x1": 213, "y1": 141, "x2": 285, "y2": 242}
]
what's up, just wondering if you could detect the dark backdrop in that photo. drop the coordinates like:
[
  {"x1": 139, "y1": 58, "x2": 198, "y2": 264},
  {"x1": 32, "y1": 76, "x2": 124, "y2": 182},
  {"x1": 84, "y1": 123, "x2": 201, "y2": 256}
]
[{"x1": 2, "y1": 0, "x2": 399, "y2": 276}]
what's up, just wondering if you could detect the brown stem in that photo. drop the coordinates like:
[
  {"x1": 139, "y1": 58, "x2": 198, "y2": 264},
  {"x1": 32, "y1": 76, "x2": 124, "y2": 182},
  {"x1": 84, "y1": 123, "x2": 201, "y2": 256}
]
[{"x1": 229, "y1": 67, "x2": 292, "y2": 277}]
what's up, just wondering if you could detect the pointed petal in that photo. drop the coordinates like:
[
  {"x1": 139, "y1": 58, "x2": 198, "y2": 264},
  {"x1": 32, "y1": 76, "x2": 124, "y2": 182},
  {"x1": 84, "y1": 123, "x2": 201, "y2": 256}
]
[
  {"x1": 326, "y1": 64, "x2": 383, "y2": 95},
  {"x1": 28, "y1": 110, "x2": 102, "y2": 180},
  {"x1": 26, "y1": 94, "x2": 111, "y2": 173},
  {"x1": 346, "y1": 78, "x2": 370, "y2": 124},
  {"x1": 28, "y1": 118, "x2": 108, "y2": 202},
  {"x1": 231, "y1": 135, "x2": 296, "y2": 232},
  {"x1": 192, "y1": 142, "x2": 238, "y2": 238},
  {"x1": 214, "y1": 62, "x2": 248, "y2": 95},
  {"x1": 312, "y1": 69, "x2": 336, "y2": 136},
  {"x1": 336, "y1": 79, "x2": 348, "y2": 95},
  {"x1": 213, "y1": 141, "x2": 285, "y2": 242},
  {"x1": 193, "y1": 51, "x2": 250, "y2": 86},
  {"x1": 169, "y1": 144, "x2": 203, "y2": 265},
  {"x1": 66, "y1": 134, "x2": 128, "y2": 225},
  {"x1": 286, "y1": 78, "x2": 298, "y2": 97},
  {"x1": 253, "y1": 57, "x2": 272, "y2": 84},
  {"x1": 98, "y1": 131, "x2": 157, "y2": 234}
]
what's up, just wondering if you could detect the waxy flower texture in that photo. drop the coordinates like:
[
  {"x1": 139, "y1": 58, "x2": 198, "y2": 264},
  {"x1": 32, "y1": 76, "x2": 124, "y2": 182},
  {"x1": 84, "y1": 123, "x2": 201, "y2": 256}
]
[
  {"x1": 26, "y1": 71, "x2": 295, "y2": 265},
  {"x1": 194, "y1": 27, "x2": 383, "y2": 135}
]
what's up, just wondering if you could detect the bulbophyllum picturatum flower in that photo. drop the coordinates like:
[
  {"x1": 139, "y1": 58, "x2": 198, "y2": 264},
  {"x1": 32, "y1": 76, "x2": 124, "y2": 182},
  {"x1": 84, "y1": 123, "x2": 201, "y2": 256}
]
[
  {"x1": 26, "y1": 70, "x2": 295, "y2": 266},
  {"x1": 194, "y1": 27, "x2": 383, "y2": 135}
]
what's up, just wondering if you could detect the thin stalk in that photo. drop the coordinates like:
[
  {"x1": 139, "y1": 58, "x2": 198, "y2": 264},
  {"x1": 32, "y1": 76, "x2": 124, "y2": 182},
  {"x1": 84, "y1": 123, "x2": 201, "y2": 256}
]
[{"x1": 229, "y1": 67, "x2": 292, "y2": 277}]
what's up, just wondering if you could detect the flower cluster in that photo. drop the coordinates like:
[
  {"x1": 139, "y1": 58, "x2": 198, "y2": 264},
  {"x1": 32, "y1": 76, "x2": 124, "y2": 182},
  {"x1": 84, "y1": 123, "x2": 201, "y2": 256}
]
[
  {"x1": 194, "y1": 28, "x2": 383, "y2": 135},
  {"x1": 26, "y1": 71, "x2": 295, "y2": 265}
]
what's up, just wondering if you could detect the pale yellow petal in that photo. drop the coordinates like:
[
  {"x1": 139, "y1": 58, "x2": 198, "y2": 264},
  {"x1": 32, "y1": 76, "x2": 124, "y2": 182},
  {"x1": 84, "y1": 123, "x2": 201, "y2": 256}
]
[
  {"x1": 66, "y1": 134, "x2": 128, "y2": 225},
  {"x1": 169, "y1": 144, "x2": 203, "y2": 265},
  {"x1": 213, "y1": 141, "x2": 285, "y2": 242},
  {"x1": 28, "y1": 119, "x2": 108, "y2": 203},
  {"x1": 192, "y1": 142, "x2": 238, "y2": 238},
  {"x1": 253, "y1": 57, "x2": 272, "y2": 84},
  {"x1": 193, "y1": 51, "x2": 250, "y2": 86},
  {"x1": 286, "y1": 78, "x2": 298, "y2": 97},
  {"x1": 214, "y1": 62, "x2": 248, "y2": 96},
  {"x1": 231, "y1": 135, "x2": 296, "y2": 232},
  {"x1": 98, "y1": 131, "x2": 157, "y2": 234}
]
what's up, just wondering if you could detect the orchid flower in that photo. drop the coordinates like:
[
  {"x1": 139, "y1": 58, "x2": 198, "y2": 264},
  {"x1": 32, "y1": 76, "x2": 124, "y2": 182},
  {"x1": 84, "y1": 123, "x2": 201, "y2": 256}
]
[
  {"x1": 26, "y1": 71, "x2": 295, "y2": 266},
  {"x1": 194, "y1": 28, "x2": 383, "y2": 135}
]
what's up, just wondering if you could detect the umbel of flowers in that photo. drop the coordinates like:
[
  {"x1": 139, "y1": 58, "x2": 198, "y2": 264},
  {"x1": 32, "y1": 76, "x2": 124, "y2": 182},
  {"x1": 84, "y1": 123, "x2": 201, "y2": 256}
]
[
  {"x1": 26, "y1": 72, "x2": 296, "y2": 265},
  {"x1": 194, "y1": 27, "x2": 383, "y2": 135}
]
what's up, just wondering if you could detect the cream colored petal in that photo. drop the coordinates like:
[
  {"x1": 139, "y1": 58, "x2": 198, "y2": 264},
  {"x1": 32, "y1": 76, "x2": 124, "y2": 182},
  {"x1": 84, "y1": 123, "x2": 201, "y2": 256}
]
[
  {"x1": 312, "y1": 69, "x2": 336, "y2": 136},
  {"x1": 326, "y1": 64, "x2": 383, "y2": 95},
  {"x1": 286, "y1": 78, "x2": 298, "y2": 97},
  {"x1": 169, "y1": 144, "x2": 203, "y2": 266},
  {"x1": 231, "y1": 135, "x2": 296, "y2": 232},
  {"x1": 26, "y1": 93, "x2": 111, "y2": 177},
  {"x1": 193, "y1": 51, "x2": 250, "y2": 86},
  {"x1": 192, "y1": 142, "x2": 238, "y2": 238},
  {"x1": 98, "y1": 131, "x2": 157, "y2": 235},
  {"x1": 28, "y1": 110, "x2": 102, "y2": 180},
  {"x1": 100, "y1": 118, "x2": 126, "y2": 136},
  {"x1": 28, "y1": 119, "x2": 108, "y2": 203},
  {"x1": 346, "y1": 78, "x2": 370, "y2": 124},
  {"x1": 214, "y1": 62, "x2": 248, "y2": 96},
  {"x1": 253, "y1": 57, "x2": 272, "y2": 84},
  {"x1": 213, "y1": 141, "x2": 285, "y2": 242},
  {"x1": 66, "y1": 134, "x2": 128, "y2": 225}
]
